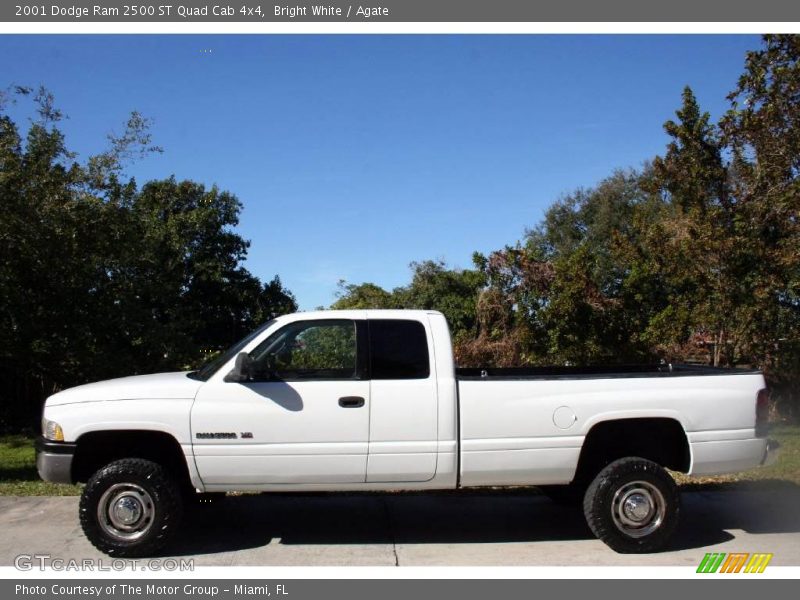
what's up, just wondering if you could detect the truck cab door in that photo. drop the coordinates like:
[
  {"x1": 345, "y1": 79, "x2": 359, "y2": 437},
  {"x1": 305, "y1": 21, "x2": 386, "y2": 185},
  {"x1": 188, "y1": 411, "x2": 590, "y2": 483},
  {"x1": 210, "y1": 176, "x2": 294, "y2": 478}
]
[
  {"x1": 191, "y1": 318, "x2": 370, "y2": 487},
  {"x1": 366, "y1": 318, "x2": 438, "y2": 482}
]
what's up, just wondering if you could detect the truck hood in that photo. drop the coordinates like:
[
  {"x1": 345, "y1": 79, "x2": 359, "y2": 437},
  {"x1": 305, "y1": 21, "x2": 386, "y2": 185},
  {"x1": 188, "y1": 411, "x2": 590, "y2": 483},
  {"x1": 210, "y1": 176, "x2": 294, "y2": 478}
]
[{"x1": 46, "y1": 372, "x2": 204, "y2": 406}]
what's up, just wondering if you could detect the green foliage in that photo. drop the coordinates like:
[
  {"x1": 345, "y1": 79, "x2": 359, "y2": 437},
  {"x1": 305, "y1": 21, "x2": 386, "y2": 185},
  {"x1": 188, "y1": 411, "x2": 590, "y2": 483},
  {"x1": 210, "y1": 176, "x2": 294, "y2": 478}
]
[
  {"x1": 636, "y1": 86, "x2": 742, "y2": 365},
  {"x1": 397, "y1": 260, "x2": 486, "y2": 337},
  {"x1": 526, "y1": 169, "x2": 643, "y2": 294},
  {"x1": 538, "y1": 247, "x2": 623, "y2": 364},
  {"x1": 333, "y1": 281, "x2": 397, "y2": 310},
  {"x1": 0, "y1": 87, "x2": 296, "y2": 429},
  {"x1": 464, "y1": 172, "x2": 659, "y2": 367},
  {"x1": 717, "y1": 35, "x2": 800, "y2": 415},
  {"x1": 334, "y1": 260, "x2": 485, "y2": 339}
]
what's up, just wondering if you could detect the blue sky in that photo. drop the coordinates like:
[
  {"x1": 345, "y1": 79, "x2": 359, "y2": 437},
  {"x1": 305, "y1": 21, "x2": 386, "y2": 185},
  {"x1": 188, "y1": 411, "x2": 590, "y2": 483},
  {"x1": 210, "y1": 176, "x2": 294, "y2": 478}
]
[{"x1": 0, "y1": 35, "x2": 760, "y2": 309}]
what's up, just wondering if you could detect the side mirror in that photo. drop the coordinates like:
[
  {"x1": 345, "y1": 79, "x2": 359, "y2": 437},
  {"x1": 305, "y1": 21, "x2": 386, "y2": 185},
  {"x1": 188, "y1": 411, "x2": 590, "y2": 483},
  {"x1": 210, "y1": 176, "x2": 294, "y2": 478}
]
[{"x1": 224, "y1": 352, "x2": 254, "y2": 382}]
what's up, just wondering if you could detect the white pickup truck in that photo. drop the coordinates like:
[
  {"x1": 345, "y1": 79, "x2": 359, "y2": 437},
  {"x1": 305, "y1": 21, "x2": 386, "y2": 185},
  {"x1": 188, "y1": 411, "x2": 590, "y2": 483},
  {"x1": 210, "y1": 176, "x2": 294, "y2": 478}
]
[{"x1": 37, "y1": 310, "x2": 777, "y2": 557}]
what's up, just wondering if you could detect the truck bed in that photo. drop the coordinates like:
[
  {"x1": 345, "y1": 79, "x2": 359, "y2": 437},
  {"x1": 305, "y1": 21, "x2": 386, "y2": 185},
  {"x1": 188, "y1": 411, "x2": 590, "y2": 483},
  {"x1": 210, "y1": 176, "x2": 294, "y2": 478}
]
[
  {"x1": 456, "y1": 363, "x2": 761, "y2": 381},
  {"x1": 456, "y1": 362, "x2": 766, "y2": 487}
]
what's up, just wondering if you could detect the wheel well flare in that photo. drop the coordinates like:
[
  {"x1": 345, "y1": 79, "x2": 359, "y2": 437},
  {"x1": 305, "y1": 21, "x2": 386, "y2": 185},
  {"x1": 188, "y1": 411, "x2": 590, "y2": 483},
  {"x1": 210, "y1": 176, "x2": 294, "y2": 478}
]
[{"x1": 72, "y1": 430, "x2": 189, "y2": 485}]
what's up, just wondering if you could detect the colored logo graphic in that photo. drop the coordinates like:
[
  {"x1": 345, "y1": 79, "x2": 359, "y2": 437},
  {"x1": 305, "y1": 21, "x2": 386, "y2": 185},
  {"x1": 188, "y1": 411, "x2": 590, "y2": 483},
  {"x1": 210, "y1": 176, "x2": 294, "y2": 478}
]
[{"x1": 696, "y1": 552, "x2": 773, "y2": 573}]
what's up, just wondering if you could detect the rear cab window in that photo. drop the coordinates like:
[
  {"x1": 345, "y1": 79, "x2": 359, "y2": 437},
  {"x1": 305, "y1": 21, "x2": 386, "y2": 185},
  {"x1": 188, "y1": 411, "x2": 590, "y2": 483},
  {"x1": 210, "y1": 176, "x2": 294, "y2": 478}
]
[{"x1": 368, "y1": 319, "x2": 430, "y2": 380}]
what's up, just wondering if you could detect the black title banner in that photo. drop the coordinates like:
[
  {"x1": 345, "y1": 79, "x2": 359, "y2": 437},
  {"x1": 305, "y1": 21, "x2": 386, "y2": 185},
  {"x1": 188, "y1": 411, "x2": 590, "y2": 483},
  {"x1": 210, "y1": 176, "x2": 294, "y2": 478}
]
[{"x1": 4, "y1": 0, "x2": 800, "y2": 22}]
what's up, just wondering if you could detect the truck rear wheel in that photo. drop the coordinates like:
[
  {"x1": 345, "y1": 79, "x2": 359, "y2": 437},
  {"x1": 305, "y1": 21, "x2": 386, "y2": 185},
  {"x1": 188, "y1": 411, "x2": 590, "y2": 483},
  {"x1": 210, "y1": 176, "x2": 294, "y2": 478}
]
[
  {"x1": 583, "y1": 457, "x2": 679, "y2": 553},
  {"x1": 79, "y1": 458, "x2": 183, "y2": 557}
]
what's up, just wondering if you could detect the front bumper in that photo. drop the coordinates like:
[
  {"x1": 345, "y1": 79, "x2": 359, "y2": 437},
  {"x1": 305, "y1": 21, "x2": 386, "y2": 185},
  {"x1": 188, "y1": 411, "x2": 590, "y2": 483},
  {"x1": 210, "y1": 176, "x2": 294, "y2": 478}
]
[
  {"x1": 761, "y1": 438, "x2": 781, "y2": 467},
  {"x1": 35, "y1": 437, "x2": 76, "y2": 484}
]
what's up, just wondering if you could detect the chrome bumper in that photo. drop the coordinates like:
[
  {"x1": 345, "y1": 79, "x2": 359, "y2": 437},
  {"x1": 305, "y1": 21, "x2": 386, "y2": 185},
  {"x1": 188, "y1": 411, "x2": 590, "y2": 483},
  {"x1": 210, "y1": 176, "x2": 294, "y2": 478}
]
[
  {"x1": 35, "y1": 437, "x2": 76, "y2": 484},
  {"x1": 761, "y1": 438, "x2": 780, "y2": 467}
]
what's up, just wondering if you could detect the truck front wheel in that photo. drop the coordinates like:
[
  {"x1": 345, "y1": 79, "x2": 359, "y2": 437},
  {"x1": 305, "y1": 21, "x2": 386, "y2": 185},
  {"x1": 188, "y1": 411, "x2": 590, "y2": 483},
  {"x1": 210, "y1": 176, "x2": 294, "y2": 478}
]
[
  {"x1": 79, "y1": 458, "x2": 183, "y2": 557},
  {"x1": 583, "y1": 457, "x2": 680, "y2": 553}
]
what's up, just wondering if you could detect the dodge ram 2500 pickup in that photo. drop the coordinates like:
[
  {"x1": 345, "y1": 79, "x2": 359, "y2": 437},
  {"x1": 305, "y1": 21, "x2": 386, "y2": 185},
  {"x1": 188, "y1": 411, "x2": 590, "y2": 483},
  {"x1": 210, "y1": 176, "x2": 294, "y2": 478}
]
[{"x1": 36, "y1": 309, "x2": 778, "y2": 556}]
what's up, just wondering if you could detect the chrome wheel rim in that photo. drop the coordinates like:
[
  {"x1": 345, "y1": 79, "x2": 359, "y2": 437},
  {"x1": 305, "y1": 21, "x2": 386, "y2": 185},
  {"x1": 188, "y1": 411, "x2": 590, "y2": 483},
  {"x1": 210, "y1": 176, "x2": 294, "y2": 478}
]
[
  {"x1": 610, "y1": 480, "x2": 665, "y2": 538},
  {"x1": 97, "y1": 483, "x2": 155, "y2": 541}
]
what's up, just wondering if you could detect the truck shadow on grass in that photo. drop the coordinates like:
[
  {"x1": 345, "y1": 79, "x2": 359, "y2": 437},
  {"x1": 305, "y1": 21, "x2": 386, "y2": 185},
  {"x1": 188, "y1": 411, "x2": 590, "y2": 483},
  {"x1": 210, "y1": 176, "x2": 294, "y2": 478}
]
[
  {"x1": 0, "y1": 465, "x2": 39, "y2": 481},
  {"x1": 164, "y1": 481, "x2": 800, "y2": 557}
]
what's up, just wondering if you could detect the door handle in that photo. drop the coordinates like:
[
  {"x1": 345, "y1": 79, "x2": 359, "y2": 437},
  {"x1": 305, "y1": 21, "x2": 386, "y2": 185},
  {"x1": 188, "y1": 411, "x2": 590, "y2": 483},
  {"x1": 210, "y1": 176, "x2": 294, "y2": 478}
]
[{"x1": 338, "y1": 396, "x2": 365, "y2": 408}]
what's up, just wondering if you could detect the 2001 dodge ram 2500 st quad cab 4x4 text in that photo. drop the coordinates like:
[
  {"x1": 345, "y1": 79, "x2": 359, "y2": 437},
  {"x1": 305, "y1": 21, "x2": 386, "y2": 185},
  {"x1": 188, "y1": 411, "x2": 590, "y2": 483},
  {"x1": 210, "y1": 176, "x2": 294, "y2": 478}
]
[{"x1": 37, "y1": 310, "x2": 778, "y2": 556}]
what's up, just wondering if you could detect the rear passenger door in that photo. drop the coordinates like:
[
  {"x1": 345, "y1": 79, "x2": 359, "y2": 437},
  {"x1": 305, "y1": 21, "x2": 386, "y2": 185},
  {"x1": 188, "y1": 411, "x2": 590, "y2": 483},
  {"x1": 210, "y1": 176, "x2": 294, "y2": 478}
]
[{"x1": 366, "y1": 318, "x2": 438, "y2": 482}]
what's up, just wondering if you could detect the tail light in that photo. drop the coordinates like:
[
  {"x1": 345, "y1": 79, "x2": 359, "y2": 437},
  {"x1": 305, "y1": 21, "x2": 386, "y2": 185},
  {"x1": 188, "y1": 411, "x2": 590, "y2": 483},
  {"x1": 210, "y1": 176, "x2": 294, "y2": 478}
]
[{"x1": 756, "y1": 388, "x2": 770, "y2": 437}]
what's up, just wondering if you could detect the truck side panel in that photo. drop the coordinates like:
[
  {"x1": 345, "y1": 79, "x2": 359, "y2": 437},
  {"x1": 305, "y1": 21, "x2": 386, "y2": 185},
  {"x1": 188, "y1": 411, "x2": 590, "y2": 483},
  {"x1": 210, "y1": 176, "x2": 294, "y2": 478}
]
[{"x1": 458, "y1": 372, "x2": 766, "y2": 486}]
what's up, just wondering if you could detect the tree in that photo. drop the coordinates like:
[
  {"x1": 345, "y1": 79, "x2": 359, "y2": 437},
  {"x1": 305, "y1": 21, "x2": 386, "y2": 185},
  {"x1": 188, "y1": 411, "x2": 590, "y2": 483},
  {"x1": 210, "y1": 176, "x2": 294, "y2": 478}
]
[
  {"x1": 537, "y1": 246, "x2": 625, "y2": 364},
  {"x1": 644, "y1": 87, "x2": 748, "y2": 366},
  {"x1": 333, "y1": 261, "x2": 485, "y2": 340},
  {"x1": 0, "y1": 87, "x2": 296, "y2": 429},
  {"x1": 526, "y1": 169, "x2": 643, "y2": 296},
  {"x1": 720, "y1": 34, "x2": 800, "y2": 414},
  {"x1": 396, "y1": 260, "x2": 485, "y2": 338},
  {"x1": 332, "y1": 281, "x2": 396, "y2": 310}
]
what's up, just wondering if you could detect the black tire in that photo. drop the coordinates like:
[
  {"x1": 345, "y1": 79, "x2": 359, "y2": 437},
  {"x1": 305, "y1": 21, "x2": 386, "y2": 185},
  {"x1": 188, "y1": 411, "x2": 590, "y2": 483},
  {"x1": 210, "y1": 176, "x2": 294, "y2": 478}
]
[
  {"x1": 583, "y1": 457, "x2": 680, "y2": 553},
  {"x1": 79, "y1": 458, "x2": 183, "y2": 557}
]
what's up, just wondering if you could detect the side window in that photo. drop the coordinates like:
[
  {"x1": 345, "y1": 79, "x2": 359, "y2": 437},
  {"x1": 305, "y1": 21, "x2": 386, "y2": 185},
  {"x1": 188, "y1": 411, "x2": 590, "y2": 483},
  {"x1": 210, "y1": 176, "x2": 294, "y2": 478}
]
[
  {"x1": 369, "y1": 319, "x2": 430, "y2": 380},
  {"x1": 249, "y1": 320, "x2": 357, "y2": 380}
]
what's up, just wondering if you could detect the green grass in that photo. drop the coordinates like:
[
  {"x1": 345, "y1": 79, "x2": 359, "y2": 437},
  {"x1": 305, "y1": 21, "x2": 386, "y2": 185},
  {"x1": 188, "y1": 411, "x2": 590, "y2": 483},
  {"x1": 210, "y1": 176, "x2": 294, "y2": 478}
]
[
  {"x1": 1, "y1": 426, "x2": 798, "y2": 496},
  {"x1": 0, "y1": 434, "x2": 81, "y2": 495}
]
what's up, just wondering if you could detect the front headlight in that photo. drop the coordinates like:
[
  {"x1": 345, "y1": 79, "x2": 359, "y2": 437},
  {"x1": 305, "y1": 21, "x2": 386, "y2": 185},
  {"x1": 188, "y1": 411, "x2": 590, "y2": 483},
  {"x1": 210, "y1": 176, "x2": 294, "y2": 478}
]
[{"x1": 42, "y1": 418, "x2": 64, "y2": 441}]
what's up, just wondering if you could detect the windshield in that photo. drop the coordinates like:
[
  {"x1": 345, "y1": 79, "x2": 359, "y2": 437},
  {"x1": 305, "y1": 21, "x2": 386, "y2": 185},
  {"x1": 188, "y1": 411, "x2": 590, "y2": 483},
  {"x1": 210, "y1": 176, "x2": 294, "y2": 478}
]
[{"x1": 188, "y1": 319, "x2": 277, "y2": 381}]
